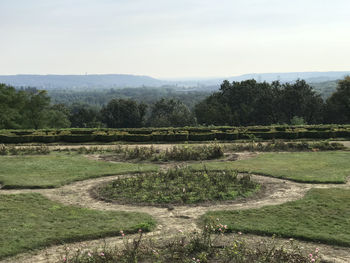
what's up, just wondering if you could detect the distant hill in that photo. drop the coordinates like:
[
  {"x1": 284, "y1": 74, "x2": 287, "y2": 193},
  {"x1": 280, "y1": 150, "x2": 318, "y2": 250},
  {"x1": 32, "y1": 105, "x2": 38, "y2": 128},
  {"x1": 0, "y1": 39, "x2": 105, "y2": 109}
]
[
  {"x1": 0, "y1": 74, "x2": 167, "y2": 89},
  {"x1": 0, "y1": 71, "x2": 348, "y2": 90},
  {"x1": 170, "y1": 71, "x2": 350, "y2": 87}
]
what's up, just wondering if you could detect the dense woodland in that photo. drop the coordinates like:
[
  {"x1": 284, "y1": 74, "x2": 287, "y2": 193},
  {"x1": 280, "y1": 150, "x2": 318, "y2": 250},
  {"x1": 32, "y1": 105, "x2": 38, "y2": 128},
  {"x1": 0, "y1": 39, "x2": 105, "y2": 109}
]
[{"x1": 0, "y1": 77, "x2": 349, "y2": 129}]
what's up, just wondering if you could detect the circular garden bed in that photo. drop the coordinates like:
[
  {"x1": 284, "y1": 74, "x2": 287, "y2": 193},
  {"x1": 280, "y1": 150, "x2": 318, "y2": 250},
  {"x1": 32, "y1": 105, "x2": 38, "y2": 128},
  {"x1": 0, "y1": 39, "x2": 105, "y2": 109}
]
[{"x1": 95, "y1": 168, "x2": 260, "y2": 205}]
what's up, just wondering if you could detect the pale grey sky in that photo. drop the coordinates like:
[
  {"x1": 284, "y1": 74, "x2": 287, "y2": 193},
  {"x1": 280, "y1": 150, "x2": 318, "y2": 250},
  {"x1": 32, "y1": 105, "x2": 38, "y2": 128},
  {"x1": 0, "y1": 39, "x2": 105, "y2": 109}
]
[{"x1": 0, "y1": 0, "x2": 349, "y2": 78}]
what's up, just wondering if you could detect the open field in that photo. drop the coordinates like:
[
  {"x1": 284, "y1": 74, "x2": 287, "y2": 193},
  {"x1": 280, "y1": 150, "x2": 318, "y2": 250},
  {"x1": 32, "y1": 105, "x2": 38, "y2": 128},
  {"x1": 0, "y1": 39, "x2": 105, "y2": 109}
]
[
  {"x1": 203, "y1": 188, "x2": 350, "y2": 246},
  {"x1": 191, "y1": 151, "x2": 350, "y2": 183},
  {"x1": 0, "y1": 141, "x2": 350, "y2": 262},
  {"x1": 0, "y1": 153, "x2": 158, "y2": 188},
  {"x1": 0, "y1": 193, "x2": 155, "y2": 259}
]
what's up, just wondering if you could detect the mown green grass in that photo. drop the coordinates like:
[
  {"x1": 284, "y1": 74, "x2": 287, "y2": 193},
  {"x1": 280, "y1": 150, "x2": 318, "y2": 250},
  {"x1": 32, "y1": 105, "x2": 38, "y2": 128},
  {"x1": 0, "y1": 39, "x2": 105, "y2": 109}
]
[
  {"x1": 0, "y1": 153, "x2": 158, "y2": 188},
  {"x1": 0, "y1": 193, "x2": 156, "y2": 259},
  {"x1": 203, "y1": 188, "x2": 350, "y2": 246},
  {"x1": 191, "y1": 151, "x2": 350, "y2": 183}
]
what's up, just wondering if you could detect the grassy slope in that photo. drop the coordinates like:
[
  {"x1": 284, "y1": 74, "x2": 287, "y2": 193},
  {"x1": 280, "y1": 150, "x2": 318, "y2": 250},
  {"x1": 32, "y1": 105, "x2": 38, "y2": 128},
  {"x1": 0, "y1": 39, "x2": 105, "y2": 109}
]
[
  {"x1": 203, "y1": 188, "x2": 350, "y2": 246},
  {"x1": 191, "y1": 152, "x2": 350, "y2": 183},
  {"x1": 0, "y1": 193, "x2": 156, "y2": 259},
  {"x1": 0, "y1": 153, "x2": 158, "y2": 188}
]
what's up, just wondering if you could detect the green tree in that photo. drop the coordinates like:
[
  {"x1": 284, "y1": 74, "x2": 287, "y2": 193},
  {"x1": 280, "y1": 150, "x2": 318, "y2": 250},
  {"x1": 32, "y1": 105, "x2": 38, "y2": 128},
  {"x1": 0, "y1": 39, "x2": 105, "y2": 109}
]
[
  {"x1": 69, "y1": 103, "x2": 102, "y2": 128},
  {"x1": 194, "y1": 93, "x2": 233, "y2": 125},
  {"x1": 279, "y1": 80, "x2": 324, "y2": 124},
  {"x1": 101, "y1": 99, "x2": 147, "y2": 128},
  {"x1": 324, "y1": 76, "x2": 350, "y2": 124},
  {"x1": 46, "y1": 104, "x2": 71, "y2": 128},
  {"x1": 22, "y1": 88, "x2": 51, "y2": 129},
  {"x1": 0, "y1": 84, "x2": 26, "y2": 129},
  {"x1": 148, "y1": 98, "x2": 196, "y2": 127},
  {"x1": 195, "y1": 79, "x2": 324, "y2": 126}
]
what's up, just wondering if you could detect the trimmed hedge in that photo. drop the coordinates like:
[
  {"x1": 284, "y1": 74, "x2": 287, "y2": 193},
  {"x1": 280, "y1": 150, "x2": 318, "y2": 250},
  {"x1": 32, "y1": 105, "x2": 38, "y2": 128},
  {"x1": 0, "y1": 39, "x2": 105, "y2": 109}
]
[{"x1": 0, "y1": 125, "x2": 349, "y2": 143}]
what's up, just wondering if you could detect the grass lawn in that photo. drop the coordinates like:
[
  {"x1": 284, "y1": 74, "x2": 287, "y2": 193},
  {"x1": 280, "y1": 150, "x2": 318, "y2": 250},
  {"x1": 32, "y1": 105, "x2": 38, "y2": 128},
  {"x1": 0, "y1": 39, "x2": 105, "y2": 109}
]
[
  {"x1": 0, "y1": 193, "x2": 156, "y2": 259},
  {"x1": 191, "y1": 151, "x2": 350, "y2": 183},
  {"x1": 0, "y1": 153, "x2": 158, "y2": 188},
  {"x1": 203, "y1": 188, "x2": 350, "y2": 247}
]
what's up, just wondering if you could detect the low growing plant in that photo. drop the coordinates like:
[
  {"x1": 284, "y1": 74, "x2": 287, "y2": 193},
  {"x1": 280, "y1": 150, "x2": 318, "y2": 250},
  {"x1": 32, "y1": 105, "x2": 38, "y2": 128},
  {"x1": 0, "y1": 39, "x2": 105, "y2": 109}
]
[
  {"x1": 0, "y1": 144, "x2": 50, "y2": 155},
  {"x1": 228, "y1": 141, "x2": 345, "y2": 152},
  {"x1": 96, "y1": 167, "x2": 259, "y2": 205},
  {"x1": 59, "y1": 218, "x2": 321, "y2": 263}
]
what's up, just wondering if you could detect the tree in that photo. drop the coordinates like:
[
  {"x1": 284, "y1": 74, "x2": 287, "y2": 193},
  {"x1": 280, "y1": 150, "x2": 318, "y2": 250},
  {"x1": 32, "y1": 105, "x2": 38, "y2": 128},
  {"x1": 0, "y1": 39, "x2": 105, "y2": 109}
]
[
  {"x1": 278, "y1": 80, "x2": 324, "y2": 124},
  {"x1": 46, "y1": 104, "x2": 71, "y2": 128},
  {"x1": 101, "y1": 99, "x2": 147, "y2": 128},
  {"x1": 194, "y1": 93, "x2": 233, "y2": 125},
  {"x1": 148, "y1": 98, "x2": 196, "y2": 127},
  {"x1": 324, "y1": 76, "x2": 350, "y2": 124},
  {"x1": 69, "y1": 103, "x2": 102, "y2": 128},
  {"x1": 22, "y1": 88, "x2": 51, "y2": 129},
  {"x1": 194, "y1": 79, "x2": 324, "y2": 126},
  {"x1": 0, "y1": 84, "x2": 26, "y2": 129}
]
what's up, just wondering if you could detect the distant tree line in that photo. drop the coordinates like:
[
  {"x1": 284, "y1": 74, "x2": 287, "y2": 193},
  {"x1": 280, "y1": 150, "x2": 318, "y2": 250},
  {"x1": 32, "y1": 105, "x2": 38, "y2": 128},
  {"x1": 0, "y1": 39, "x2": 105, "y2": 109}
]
[
  {"x1": 194, "y1": 77, "x2": 349, "y2": 125},
  {"x1": 47, "y1": 86, "x2": 211, "y2": 110},
  {"x1": 0, "y1": 77, "x2": 349, "y2": 129}
]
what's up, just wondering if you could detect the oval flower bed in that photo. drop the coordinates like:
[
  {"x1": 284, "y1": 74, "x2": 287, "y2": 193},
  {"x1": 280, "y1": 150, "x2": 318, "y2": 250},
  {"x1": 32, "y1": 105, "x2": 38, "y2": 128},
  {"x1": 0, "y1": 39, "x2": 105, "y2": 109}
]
[{"x1": 96, "y1": 168, "x2": 260, "y2": 205}]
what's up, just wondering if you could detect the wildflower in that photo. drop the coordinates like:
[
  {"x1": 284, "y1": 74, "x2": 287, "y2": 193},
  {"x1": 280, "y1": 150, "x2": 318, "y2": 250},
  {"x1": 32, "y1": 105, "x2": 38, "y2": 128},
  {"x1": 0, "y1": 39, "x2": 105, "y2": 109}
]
[
  {"x1": 120, "y1": 230, "x2": 125, "y2": 237},
  {"x1": 62, "y1": 257, "x2": 67, "y2": 262},
  {"x1": 138, "y1": 229, "x2": 142, "y2": 232},
  {"x1": 88, "y1": 252, "x2": 92, "y2": 257},
  {"x1": 178, "y1": 229, "x2": 183, "y2": 233},
  {"x1": 100, "y1": 252, "x2": 105, "y2": 256},
  {"x1": 311, "y1": 259, "x2": 315, "y2": 262},
  {"x1": 238, "y1": 232, "x2": 242, "y2": 235},
  {"x1": 309, "y1": 253, "x2": 313, "y2": 258},
  {"x1": 315, "y1": 247, "x2": 319, "y2": 253}
]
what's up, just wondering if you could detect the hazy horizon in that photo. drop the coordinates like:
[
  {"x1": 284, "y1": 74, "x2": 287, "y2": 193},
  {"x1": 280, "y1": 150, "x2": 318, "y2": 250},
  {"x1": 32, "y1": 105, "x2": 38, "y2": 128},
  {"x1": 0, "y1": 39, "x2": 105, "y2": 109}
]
[{"x1": 1, "y1": 0, "x2": 349, "y2": 78}]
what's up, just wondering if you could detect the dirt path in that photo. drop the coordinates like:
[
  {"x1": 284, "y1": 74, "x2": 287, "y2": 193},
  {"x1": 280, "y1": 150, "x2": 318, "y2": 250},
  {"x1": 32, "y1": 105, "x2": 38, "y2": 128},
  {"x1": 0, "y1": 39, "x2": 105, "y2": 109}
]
[{"x1": 1, "y1": 153, "x2": 350, "y2": 262}]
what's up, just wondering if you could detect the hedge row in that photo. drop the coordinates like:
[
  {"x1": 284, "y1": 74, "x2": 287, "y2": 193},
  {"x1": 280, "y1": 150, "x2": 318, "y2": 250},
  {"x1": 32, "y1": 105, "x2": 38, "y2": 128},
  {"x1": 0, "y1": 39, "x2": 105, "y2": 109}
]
[{"x1": 0, "y1": 125, "x2": 349, "y2": 143}]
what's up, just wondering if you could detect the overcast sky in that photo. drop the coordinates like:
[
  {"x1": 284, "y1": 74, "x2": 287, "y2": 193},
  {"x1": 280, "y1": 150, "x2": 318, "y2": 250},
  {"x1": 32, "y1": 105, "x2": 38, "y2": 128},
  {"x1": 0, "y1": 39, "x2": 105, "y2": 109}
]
[{"x1": 0, "y1": 0, "x2": 349, "y2": 78}]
